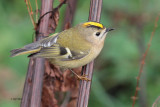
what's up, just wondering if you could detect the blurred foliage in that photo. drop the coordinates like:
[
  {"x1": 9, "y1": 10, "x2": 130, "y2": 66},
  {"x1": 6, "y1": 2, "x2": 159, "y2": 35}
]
[{"x1": 0, "y1": 0, "x2": 160, "y2": 107}]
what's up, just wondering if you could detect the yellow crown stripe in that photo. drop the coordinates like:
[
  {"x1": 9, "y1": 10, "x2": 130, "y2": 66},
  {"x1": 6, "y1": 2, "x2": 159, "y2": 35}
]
[{"x1": 83, "y1": 22, "x2": 103, "y2": 28}]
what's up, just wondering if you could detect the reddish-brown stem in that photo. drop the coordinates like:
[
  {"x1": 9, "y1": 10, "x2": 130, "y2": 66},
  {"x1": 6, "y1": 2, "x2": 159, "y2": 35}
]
[
  {"x1": 77, "y1": 0, "x2": 102, "y2": 107},
  {"x1": 24, "y1": 0, "x2": 36, "y2": 29},
  {"x1": 132, "y1": 15, "x2": 159, "y2": 107},
  {"x1": 62, "y1": 0, "x2": 77, "y2": 30},
  {"x1": 21, "y1": 0, "x2": 53, "y2": 107}
]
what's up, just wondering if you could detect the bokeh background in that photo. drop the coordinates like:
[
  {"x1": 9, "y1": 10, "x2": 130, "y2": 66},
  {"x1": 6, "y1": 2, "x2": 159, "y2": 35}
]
[{"x1": 0, "y1": 0, "x2": 160, "y2": 107}]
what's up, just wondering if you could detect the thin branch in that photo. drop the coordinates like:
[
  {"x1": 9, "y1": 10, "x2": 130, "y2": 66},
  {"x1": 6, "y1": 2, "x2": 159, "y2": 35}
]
[
  {"x1": 28, "y1": 0, "x2": 33, "y2": 15},
  {"x1": 35, "y1": 0, "x2": 38, "y2": 23},
  {"x1": 24, "y1": 0, "x2": 36, "y2": 29},
  {"x1": 77, "y1": 0, "x2": 102, "y2": 107},
  {"x1": 28, "y1": 0, "x2": 36, "y2": 28},
  {"x1": 152, "y1": 96, "x2": 160, "y2": 107},
  {"x1": 132, "y1": 14, "x2": 159, "y2": 107}
]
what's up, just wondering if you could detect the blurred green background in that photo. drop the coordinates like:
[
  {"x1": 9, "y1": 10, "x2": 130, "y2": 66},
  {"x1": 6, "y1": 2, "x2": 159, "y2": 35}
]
[{"x1": 0, "y1": 0, "x2": 160, "y2": 107}]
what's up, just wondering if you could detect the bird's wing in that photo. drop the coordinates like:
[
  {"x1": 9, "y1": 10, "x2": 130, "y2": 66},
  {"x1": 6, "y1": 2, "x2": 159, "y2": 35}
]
[
  {"x1": 60, "y1": 47, "x2": 90, "y2": 61},
  {"x1": 29, "y1": 44, "x2": 90, "y2": 60},
  {"x1": 10, "y1": 33, "x2": 59, "y2": 57},
  {"x1": 27, "y1": 32, "x2": 90, "y2": 60},
  {"x1": 39, "y1": 33, "x2": 59, "y2": 47},
  {"x1": 24, "y1": 33, "x2": 59, "y2": 50}
]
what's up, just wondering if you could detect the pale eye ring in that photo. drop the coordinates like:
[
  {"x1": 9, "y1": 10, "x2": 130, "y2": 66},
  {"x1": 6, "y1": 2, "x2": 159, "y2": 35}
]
[{"x1": 96, "y1": 32, "x2": 101, "y2": 36}]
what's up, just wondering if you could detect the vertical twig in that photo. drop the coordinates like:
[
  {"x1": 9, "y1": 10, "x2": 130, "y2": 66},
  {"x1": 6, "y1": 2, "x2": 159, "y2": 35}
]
[
  {"x1": 25, "y1": 0, "x2": 36, "y2": 29},
  {"x1": 77, "y1": 0, "x2": 102, "y2": 107},
  {"x1": 28, "y1": 0, "x2": 33, "y2": 16},
  {"x1": 21, "y1": 0, "x2": 53, "y2": 107},
  {"x1": 136, "y1": 24, "x2": 147, "y2": 107},
  {"x1": 35, "y1": 0, "x2": 38, "y2": 23},
  {"x1": 152, "y1": 96, "x2": 160, "y2": 107},
  {"x1": 62, "y1": 0, "x2": 77, "y2": 30},
  {"x1": 132, "y1": 15, "x2": 159, "y2": 107}
]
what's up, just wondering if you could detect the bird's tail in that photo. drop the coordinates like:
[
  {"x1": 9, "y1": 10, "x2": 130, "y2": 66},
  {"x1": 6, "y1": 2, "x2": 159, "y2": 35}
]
[{"x1": 10, "y1": 42, "x2": 41, "y2": 57}]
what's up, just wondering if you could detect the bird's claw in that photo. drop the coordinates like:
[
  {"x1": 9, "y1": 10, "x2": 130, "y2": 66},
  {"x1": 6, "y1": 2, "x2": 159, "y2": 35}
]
[{"x1": 77, "y1": 74, "x2": 91, "y2": 81}]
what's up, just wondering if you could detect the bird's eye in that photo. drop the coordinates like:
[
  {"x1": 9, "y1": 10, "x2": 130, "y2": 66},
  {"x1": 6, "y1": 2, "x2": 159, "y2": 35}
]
[{"x1": 96, "y1": 32, "x2": 100, "y2": 36}]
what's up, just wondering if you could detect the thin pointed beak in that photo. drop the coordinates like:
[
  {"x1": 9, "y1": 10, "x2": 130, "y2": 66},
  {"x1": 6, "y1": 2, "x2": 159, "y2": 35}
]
[{"x1": 105, "y1": 28, "x2": 115, "y2": 32}]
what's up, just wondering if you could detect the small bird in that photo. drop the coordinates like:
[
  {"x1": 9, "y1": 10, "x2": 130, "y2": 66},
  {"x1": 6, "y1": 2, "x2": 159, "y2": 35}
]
[{"x1": 10, "y1": 21, "x2": 114, "y2": 80}]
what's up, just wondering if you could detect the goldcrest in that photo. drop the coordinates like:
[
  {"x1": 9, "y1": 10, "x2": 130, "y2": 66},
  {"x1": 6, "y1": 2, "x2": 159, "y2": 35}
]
[{"x1": 10, "y1": 22, "x2": 114, "y2": 69}]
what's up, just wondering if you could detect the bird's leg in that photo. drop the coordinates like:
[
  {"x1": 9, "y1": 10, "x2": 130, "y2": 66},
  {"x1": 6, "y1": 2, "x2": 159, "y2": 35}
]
[{"x1": 69, "y1": 69, "x2": 90, "y2": 81}]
